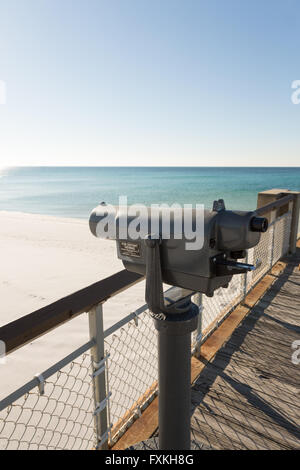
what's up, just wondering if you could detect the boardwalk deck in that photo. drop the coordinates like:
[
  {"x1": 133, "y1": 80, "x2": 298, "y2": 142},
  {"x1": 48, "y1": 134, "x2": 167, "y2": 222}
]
[{"x1": 191, "y1": 246, "x2": 300, "y2": 450}]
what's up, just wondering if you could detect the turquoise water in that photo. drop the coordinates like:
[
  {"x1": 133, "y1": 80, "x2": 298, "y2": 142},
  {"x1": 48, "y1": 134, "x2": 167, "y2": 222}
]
[{"x1": 0, "y1": 167, "x2": 299, "y2": 219}]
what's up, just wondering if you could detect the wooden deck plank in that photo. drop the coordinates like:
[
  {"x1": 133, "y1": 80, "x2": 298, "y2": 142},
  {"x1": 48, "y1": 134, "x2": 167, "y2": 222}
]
[
  {"x1": 271, "y1": 261, "x2": 287, "y2": 277},
  {"x1": 112, "y1": 250, "x2": 300, "y2": 450},
  {"x1": 111, "y1": 397, "x2": 159, "y2": 450},
  {"x1": 243, "y1": 274, "x2": 275, "y2": 308},
  {"x1": 191, "y1": 249, "x2": 300, "y2": 449}
]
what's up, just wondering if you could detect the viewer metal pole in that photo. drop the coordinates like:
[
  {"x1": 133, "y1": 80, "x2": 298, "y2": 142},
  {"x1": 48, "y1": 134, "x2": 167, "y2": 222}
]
[{"x1": 153, "y1": 304, "x2": 198, "y2": 450}]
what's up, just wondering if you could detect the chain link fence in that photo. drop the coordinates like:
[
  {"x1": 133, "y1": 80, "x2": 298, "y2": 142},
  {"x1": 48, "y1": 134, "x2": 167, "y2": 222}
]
[
  {"x1": 0, "y1": 344, "x2": 95, "y2": 450},
  {"x1": 104, "y1": 310, "x2": 157, "y2": 445},
  {"x1": 198, "y1": 209, "x2": 292, "y2": 340},
  {"x1": 0, "y1": 205, "x2": 295, "y2": 450}
]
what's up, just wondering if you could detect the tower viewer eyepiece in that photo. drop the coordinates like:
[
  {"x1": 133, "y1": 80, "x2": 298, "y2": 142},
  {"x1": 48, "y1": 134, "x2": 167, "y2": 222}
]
[{"x1": 250, "y1": 216, "x2": 268, "y2": 233}]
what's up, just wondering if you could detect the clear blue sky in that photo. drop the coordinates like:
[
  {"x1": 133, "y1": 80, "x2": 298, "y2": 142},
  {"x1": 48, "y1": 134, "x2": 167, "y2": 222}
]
[{"x1": 0, "y1": 0, "x2": 299, "y2": 166}]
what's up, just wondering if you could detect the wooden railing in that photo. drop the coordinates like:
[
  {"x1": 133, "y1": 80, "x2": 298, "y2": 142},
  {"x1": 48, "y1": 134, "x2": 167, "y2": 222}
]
[
  {"x1": 1, "y1": 190, "x2": 299, "y2": 355},
  {"x1": 0, "y1": 270, "x2": 143, "y2": 355},
  {"x1": 256, "y1": 193, "x2": 294, "y2": 216}
]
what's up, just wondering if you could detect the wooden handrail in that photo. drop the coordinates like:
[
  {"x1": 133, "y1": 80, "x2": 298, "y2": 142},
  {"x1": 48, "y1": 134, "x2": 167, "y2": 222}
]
[
  {"x1": 0, "y1": 270, "x2": 143, "y2": 355},
  {"x1": 256, "y1": 194, "x2": 294, "y2": 216},
  {"x1": 1, "y1": 193, "x2": 294, "y2": 356}
]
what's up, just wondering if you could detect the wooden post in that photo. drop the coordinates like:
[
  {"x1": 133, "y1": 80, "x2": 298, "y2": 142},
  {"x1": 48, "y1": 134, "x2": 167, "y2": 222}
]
[
  {"x1": 257, "y1": 189, "x2": 300, "y2": 254},
  {"x1": 289, "y1": 192, "x2": 300, "y2": 253}
]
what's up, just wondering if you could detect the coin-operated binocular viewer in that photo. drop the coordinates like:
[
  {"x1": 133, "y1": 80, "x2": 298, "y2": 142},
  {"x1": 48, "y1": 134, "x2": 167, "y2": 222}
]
[{"x1": 89, "y1": 200, "x2": 268, "y2": 450}]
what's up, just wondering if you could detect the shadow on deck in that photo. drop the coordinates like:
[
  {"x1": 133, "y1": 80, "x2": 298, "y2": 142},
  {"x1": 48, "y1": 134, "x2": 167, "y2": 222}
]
[{"x1": 190, "y1": 247, "x2": 300, "y2": 450}]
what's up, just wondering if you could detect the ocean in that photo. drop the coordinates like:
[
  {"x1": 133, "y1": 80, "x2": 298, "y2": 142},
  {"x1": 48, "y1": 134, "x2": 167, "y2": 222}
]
[{"x1": 0, "y1": 166, "x2": 299, "y2": 219}]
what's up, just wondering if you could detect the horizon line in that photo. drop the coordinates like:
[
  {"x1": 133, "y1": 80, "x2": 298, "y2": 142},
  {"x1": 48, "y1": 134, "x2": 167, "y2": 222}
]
[{"x1": 2, "y1": 165, "x2": 300, "y2": 169}]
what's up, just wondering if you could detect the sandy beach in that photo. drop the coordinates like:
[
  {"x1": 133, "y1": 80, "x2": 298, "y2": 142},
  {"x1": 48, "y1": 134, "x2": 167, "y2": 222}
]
[
  {"x1": 0, "y1": 209, "x2": 248, "y2": 401},
  {"x1": 0, "y1": 211, "x2": 145, "y2": 398}
]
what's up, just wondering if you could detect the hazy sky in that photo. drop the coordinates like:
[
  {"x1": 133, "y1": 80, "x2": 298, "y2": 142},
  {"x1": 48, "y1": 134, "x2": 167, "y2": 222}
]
[{"x1": 0, "y1": 0, "x2": 299, "y2": 166}]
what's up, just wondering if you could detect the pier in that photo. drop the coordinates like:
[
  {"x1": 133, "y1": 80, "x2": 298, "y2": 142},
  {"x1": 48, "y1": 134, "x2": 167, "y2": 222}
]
[{"x1": 0, "y1": 188, "x2": 299, "y2": 450}]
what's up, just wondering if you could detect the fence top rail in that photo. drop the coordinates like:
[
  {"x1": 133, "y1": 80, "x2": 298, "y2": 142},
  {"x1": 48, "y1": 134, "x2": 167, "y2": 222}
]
[
  {"x1": 256, "y1": 193, "x2": 294, "y2": 216},
  {"x1": 0, "y1": 269, "x2": 143, "y2": 356}
]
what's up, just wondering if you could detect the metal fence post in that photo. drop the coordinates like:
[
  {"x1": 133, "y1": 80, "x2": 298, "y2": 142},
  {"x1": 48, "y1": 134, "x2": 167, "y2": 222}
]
[
  {"x1": 270, "y1": 211, "x2": 276, "y2": 268},
  {"x1": 246, "y1": 248, "x2": 255, "y2": 289},
  {"x1": 89, "y1": 303, "x2": 110, "y2": 450},
  {"x1": 193, "y1": 293, "x2": 203, "y2": 356},
  {"x1": 243, "y1": 251, "x2": 249, "y2": 298}
]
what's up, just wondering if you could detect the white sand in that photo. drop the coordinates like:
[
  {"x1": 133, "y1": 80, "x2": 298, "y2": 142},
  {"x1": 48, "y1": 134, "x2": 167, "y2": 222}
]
[
  {"x1": 0, "y1": 210, "x2": 245, "y2": 403},
  {"x1": 0, "y1": 211, "x2": 145, "y2": 398}
]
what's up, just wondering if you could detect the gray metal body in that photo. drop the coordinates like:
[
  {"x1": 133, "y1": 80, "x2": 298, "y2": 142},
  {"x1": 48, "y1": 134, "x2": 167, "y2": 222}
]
[{"x1": 89, "y1": 204, "x2": 265, "y2": 296}]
